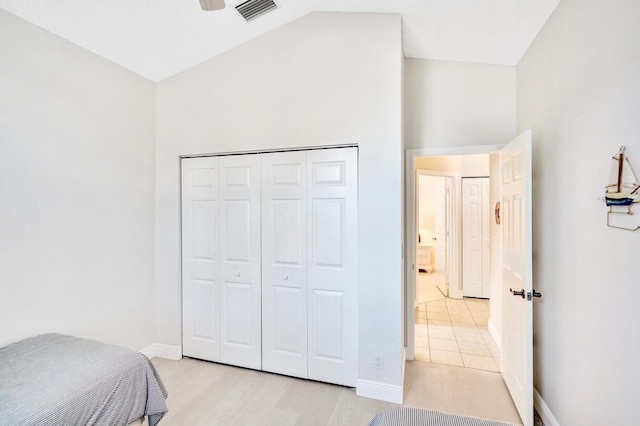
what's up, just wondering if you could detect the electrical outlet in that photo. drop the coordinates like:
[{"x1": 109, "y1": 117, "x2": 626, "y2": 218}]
[{"x1": 374, "y1": 354, "x2": 384, "y2": 369}]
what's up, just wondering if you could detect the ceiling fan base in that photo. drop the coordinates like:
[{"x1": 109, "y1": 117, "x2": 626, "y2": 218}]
[{"x1": 200, "y1": 0, "x2": 225, "y2": 11}]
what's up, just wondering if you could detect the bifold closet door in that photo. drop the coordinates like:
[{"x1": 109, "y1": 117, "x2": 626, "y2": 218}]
[
  {"x1": 182, "y1": 155, "x2": 262, "y2": 369},
  {"x1": 182, "y1": 157, "x2": 220, "y2": 361},
  {"x1": 306, "y1": 148, "x2": 357, "y2": 386},
  {"x1": 261, "y1": 148, "x2": 358, "y2": 386},
  {"x1": 261, "y1": 151, "x2": 308, "y2": 378}
]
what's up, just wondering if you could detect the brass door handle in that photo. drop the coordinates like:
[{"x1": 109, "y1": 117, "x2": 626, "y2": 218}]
[{"x1": 495, "y1": 202, "x2": 501, "y2": 224}]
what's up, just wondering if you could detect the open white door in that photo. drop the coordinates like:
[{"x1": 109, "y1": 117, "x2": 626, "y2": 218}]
[{"x1": 500, "y1": 130, "x2": 533, "y2": 426}]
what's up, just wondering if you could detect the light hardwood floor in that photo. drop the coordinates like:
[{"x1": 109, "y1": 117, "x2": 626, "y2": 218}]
[{"x1": 152, "y1": 357, "x2": 522, "y2": 425}]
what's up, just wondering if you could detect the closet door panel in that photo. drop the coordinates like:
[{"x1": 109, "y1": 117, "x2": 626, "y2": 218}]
[
  {"x1": 219, "y1": 155, "x2": 262, "y2": 369},
  {"x1": 307, "y1": 148, "x2": 357, "y2": 386},
  {"x1": 463, "y1": 178, "x2": 484, "y2": 298},
  {"x1": 182, "y1": 157, "x2": 220, "y2": 362},
  {"x1": 261, "y1": 151, "x2": 308, "y2": 378}
]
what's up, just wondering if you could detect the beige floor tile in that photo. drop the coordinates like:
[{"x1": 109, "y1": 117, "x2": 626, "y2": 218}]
[
  {"x1": 427, "y1": 311, "x2": 449, "y2": 320},
  {"x1": 474, "y1": 318, "x2": 489, "y2": 327},
  {"x1": 449, "y1": 312, "x2": 474, "y2": 321},
  {"x1": 451, "y1": 318, "x2": 477, "y2": 326},
  {"x1": 429, "y1": 337, "x2": 459, "y2": 352},
  {"x1": 415, "y1": 347, "x2": 431, "y2": 362},
  {"x1": 428, "y1": 319, "x2": 452, "y2": 327},
  {"x1": 430, "y1": 349, "x2": 464, "y2": 367},
  {"x1": 415, "y1": 335, "x2": 430, "y2": 348},
  {"x1": 446, "y1": 305, "x2": 470, "y2": 314},
  {"x1": 454, "y1": 329, "x2": 485, "y2": 344},
  {"x1": 466, "y1": 302, "x2": 489, "y2": 310},
  {"x1": 467, "y1": 302, "x2": 488, "y2": 310},
  {"x1": 480, "y1": 330, "x2": 497, "y2": 344},
  {"x1": 428, "y1": 326, "x2": 455, "y2": 340},
  {"x1": 415, "y1": 317, "x2": 428, "y2": 325},
  {"x1": 458, "y1": 341, "x2": 491, "y2": 356},
  {"x1": 426, "y1": 304, "x2": 448, "y2": 313},
  {"x1": 453, "y1": 324, "x2": 478, "y2": 332},
  {"x1": 461, "y1": 353, "x2": 499, "y2": 372},
  {"x1": 413, "y1": 278, "x2": 502, "y2": 375},
  {"x1": 415, "y1": 325, "x2": 429, "y2": 337}
]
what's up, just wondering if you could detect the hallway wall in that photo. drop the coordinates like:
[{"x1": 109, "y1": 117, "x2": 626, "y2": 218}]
[{"x1": 517, "y1": 0, "x2": 640, "y2": 423}]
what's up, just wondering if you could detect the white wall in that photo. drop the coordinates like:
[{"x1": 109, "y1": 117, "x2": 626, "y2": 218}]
[
  {"x1": 517, "y1": 0, "x2": 640, "y2": 423},
  {"x1": 155, "y1": 12, "x2": 404, "y2": 391},
  {"x1": 404, "y1": 59, "x2": 516, "y2": 149},
  {"x1": 0, "y1": 10, "x2": 157, "y2": 350}
]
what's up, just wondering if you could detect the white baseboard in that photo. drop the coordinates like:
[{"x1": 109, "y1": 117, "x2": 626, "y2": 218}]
[
  {"x1": 356, "y1": 379, "x2": 403, "y2": 404},
  {"x1": 534, "y1": 388, "x2": 560, "y2": 426},
  {"x1": 140, "y1": 343, "x2": 182, "y2": 361},
  {"x1": 487, "y1": 318, "x2": 501, "y2": 349}
]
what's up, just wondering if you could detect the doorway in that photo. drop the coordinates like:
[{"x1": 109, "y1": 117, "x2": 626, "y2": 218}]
[
  {"x1": 406, "y1": 149, "x2": 502, "y2": 370},
  {"x1": 412, "y1": 154, "x2": 498, "y2": 371},
  {"x1": 404, "y1": 133, "x2": 534, "y2": 425},
  {"x1": 415, "y1": 172, "x2": 452, "y2": 303}
]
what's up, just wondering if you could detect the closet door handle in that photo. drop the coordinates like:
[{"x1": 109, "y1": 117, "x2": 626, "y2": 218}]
[
  {"x1": 283, "y1": 274, "x2": 289, "y2": 281},
  {"x1": 236, "y1": 272, "x2": 241, "y2": 277}
]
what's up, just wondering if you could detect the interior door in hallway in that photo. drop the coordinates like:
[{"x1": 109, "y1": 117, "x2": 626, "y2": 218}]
[{"x1": 500, "y1": 130, "x2": 533, "y2": 426}]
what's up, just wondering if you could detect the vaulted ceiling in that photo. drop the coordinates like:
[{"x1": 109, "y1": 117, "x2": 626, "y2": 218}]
[{"x1": 0, "y1": 0, "x2": 559, "y2": 82}]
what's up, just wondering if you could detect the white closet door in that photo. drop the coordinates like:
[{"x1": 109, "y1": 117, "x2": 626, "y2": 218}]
[
  {"x1": 463, "y1": 177, "x2": 490, "y2": 298},
  {"x1": 219, "y1": 155, "x2": 262, "y2": 369},
  {"x1": 306, "y1": 148, "x2": 357, "y2": 386},
  {"x1": 481, "y1": 178, "x2": 491, "y2": 297},
  {"x1": 182, "y1": 157, "x2": 220, "y2": 361},
  {"x1": 463, "y1": 178, "x2": 483, "y2": 298},
  {"x1": 261, "y1": 151, "x2": 308, "y2": 378}
]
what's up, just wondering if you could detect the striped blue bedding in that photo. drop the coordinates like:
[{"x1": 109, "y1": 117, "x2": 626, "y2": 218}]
[{"x1": 0, "y1": 334, "x2": 168, "y2": 426}]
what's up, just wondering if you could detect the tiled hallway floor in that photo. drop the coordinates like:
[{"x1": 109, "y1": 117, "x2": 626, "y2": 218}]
[{"x1": 415, "y1": 273, "x2": 501, "y2": 372}]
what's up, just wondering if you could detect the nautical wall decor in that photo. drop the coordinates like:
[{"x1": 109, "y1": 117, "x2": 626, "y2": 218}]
[{"x1": 605, "y1": 146, "x2": 639, "y2": 230}]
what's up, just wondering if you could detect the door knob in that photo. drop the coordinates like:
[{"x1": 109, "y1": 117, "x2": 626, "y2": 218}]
[
  {"x1": 283, "y1": 274, "x2": 289, "y2": 281},
  {"x1": 236, "y1": 272, "x2": 241, "y2": 277},
  {"x1": 509, "y1": 288, "x2": 525, "y2": 299}
]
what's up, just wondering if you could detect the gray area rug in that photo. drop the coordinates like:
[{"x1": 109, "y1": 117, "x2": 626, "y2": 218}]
[{"x1": 369, "y1": 407, "x2": 521, "y2": 426}]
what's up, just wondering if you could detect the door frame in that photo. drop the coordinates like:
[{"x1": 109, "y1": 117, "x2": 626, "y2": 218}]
[
  {"x1": 405, "y1": 145, "x2": 502, "y2": 360},
  {"x1": 415, "y1": 171, "x2": 455, "y2": 303}
]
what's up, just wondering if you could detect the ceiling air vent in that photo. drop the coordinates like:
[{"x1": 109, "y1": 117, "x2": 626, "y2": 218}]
[{"x1": 235, "y1": 0, "x2": 277, "y2": 22}]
